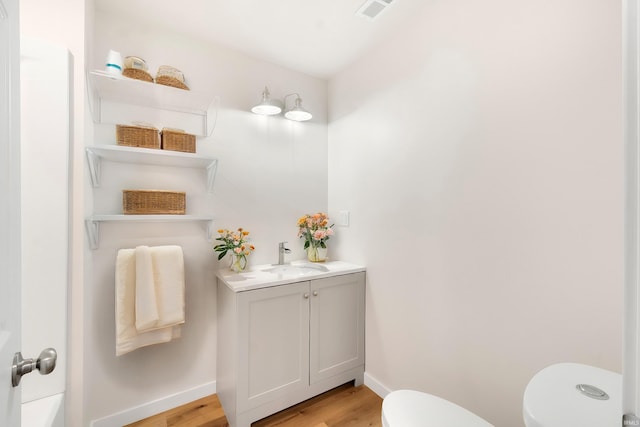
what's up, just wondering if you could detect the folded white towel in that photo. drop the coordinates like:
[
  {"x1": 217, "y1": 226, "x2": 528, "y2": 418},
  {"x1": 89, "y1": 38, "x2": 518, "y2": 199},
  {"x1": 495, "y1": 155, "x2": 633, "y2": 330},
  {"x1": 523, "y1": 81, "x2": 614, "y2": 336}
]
[
  {"x1": 150, "y1": 245, "x2": 185, "y2": 329},
  {"x1": 115, "y1": 247, "x2": 184, "y2": 356},
  {"x1": 135, "y1": 246, "x2": 160, "y2": 332}
]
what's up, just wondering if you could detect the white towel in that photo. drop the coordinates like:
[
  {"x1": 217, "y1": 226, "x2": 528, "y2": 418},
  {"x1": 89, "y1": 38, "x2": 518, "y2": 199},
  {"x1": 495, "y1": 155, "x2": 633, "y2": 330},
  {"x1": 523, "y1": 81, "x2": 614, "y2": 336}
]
[
  {"x1": 149, "y1": 245, "x2": 185, "y2": 329},
  {"x1": 115, "y1": 247, "x2": 184, "y2": 356},
  {"x1": 135, "y1": 246, "x2": 159, "y2": 332}
]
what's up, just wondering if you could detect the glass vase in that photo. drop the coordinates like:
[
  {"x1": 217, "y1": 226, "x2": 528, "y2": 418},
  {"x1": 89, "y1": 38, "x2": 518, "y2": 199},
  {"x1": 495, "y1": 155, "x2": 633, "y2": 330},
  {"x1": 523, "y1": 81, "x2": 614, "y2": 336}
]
[
  {"x1": 229, "y1": 253, "x2": 247, "y2": 272},
  {"x1": 307, "y1": 246, "x2": 327, "y2": 262}
]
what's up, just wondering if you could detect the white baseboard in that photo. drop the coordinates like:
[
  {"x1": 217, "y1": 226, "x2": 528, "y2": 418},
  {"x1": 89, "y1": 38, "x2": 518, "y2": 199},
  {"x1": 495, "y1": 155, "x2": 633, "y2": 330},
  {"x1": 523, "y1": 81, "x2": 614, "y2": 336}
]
[
  {"x1": 364, "y1": 371, "x2": 392, "y2": 398},
  {"x1": 90, "y1": 381, "x2": 216, "y2": 427}
]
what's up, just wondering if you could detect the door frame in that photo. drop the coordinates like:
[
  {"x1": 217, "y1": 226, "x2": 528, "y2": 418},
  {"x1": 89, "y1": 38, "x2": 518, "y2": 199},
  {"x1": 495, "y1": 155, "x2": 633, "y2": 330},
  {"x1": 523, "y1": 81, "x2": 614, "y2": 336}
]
[
  {"x1": 624, "y1": 0, "x2": 640, "y2": 421},
  {"x1": 0, "y1": 0, "x2": 22, "y2": 425}
]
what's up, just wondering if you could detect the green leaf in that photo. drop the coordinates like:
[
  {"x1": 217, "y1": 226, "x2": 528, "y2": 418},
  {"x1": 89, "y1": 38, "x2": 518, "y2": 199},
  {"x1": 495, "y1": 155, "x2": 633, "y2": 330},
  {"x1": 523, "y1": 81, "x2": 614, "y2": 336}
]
[{"x1": 217, "y1": 251, "x2": 227, "y2": 260}]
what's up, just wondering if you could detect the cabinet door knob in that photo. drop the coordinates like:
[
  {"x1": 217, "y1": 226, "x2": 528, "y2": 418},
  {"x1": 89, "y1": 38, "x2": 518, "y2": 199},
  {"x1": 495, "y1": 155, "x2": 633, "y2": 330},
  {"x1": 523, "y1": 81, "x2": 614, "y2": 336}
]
[
  {"x1": 312, "y1": 291, "x2": 318, "y2": 297},
  {"x1": 304, "y1": 293, "x2": 309, "y2": 299}
]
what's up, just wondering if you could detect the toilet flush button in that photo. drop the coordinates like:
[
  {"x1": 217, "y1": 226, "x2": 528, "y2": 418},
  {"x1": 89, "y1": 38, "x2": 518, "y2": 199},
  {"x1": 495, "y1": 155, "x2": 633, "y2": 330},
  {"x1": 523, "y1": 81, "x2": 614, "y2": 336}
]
[{"x1": 576, "y1": 384, "x2": 610, "y2": 400}]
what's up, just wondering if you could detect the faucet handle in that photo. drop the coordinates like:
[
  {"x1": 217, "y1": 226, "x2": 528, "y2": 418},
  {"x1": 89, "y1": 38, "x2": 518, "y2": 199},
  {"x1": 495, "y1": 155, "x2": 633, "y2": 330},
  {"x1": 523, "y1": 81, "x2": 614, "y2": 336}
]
[{"x1": 279, "y1": 241, "x2": 291, "y2": 254}]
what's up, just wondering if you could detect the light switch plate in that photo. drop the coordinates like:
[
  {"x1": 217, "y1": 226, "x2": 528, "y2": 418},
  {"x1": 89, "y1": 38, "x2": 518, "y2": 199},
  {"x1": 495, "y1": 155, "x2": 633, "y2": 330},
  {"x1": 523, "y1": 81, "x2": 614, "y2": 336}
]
[{"x1": 338, "y1": 210, "x2": 350, "y2": 227}]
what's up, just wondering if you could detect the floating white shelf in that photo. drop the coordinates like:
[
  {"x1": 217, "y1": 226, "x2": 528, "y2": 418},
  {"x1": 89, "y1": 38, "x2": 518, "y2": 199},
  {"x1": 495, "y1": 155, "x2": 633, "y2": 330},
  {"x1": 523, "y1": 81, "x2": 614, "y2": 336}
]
[
  {"x1": 86, "y1": 145, "x2": 218, "y2": 192},
  {"x1": 87, "y1": 70, "x2": 218, "y2": 136},
  {"x1": 85, "y1": 215, "x2": 214, "y2": 250}
]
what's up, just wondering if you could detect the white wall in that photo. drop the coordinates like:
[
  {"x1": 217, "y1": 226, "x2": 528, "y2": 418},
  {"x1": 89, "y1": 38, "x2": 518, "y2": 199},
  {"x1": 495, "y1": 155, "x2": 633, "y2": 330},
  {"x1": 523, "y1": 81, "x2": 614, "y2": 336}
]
[
  {"x1": 328, "y1": 1, "x2": 623, "y2": 426},
  {"x1": 87, "y1": 10, "x2": 328, "y2": 423}
]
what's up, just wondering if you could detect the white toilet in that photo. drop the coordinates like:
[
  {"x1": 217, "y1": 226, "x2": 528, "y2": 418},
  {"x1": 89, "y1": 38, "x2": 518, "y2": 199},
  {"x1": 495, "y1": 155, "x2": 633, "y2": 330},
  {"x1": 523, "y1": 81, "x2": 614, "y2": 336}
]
[
  {"x1": 523, "y1": 363, "x2": 621, "y2": 427},
  {"x1": 381, "y1": 389, "x2": 493, "y2": 427},
  {"x1": 381, "y1": 363, "x2": 621, "y2": 427}
]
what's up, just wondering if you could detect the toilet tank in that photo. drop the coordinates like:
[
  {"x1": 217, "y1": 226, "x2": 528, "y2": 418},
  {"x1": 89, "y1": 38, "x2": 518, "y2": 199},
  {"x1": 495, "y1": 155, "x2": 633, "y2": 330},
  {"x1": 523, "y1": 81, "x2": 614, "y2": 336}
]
[{"x1": 523, "y1": 363, "x2": 621, "y2": 427}]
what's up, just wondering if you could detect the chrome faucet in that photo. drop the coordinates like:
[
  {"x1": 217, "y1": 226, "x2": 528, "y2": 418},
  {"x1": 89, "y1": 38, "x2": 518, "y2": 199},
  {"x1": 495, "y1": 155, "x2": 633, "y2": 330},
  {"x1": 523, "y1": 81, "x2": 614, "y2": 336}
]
[{"x1": 278, "y1": 242, "x2": 291, "y2": 265}]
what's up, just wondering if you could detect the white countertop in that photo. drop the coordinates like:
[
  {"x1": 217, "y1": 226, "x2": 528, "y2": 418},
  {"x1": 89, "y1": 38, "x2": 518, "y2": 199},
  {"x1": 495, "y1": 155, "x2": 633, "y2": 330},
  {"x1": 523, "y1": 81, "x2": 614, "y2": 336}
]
[{"x1": 216, "y1": 260, "x2": 366, "y2": 292}]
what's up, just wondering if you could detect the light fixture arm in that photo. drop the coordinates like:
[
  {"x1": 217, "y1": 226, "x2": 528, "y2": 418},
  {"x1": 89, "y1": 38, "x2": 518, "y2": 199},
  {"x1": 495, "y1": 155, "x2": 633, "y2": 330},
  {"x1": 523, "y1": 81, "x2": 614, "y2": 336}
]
[
  {"x1": 260, "y1": 86, "x2": 272, "y2": 102},
  {"x1": 283, "y1": 93, "x2": 302, "y2": 110}
]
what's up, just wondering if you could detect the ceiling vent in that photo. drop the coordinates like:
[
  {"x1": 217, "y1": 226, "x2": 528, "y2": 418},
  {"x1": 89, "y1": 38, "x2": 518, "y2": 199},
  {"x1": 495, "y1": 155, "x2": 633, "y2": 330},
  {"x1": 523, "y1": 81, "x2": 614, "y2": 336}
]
[{"x1": 356, "y1": 0, "x2": 394, "y2": 21}]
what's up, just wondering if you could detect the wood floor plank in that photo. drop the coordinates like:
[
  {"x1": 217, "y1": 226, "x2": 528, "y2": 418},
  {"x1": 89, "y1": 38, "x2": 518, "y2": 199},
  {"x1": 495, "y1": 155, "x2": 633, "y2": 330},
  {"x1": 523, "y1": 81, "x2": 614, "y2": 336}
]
[
  {"x1": 124, "y1": 382, "x2": 381, "y2": 427},
  {"x1": 252, "y1": 383, "x2": 351, "y2": 426},
  {"x1": 165, "y1": 397, "x2": 223, "y2": 427},
  {"x1": 253, "y1": 384, "x2": 382, "y2": 427},
  {"x1": 125, "y1": 395, "x2": 228, "y2": 427}
]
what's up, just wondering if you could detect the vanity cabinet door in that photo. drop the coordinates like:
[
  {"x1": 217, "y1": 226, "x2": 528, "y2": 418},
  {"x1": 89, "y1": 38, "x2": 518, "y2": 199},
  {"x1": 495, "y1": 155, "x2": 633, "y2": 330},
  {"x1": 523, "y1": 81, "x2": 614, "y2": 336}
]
[
  {"x1": 309, "y1": 272, "x2": 365, "y2": 384},
  {"x1": 237, "y1": 281, "x2": 310, "y2": 412}
]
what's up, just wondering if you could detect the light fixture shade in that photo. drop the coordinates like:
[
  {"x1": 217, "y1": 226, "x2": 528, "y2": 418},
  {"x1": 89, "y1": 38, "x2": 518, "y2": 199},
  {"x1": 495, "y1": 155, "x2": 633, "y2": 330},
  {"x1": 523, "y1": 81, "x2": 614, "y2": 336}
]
[
  {"x1": 251, "y1": 86, "x2": 282, "y2": 115},
  {"x1": 284, "y1": 97, "x2": 312, "y2": 122}
]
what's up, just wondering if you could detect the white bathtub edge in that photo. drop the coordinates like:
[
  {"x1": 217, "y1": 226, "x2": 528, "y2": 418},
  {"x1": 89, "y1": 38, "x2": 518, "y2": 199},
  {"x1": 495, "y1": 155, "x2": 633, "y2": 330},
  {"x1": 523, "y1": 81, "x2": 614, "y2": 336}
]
[
  {"x1": 90, "y1": 381, "x2": 216, "y2": 427},
  {"x1": 22, "y1": 393, "x2": 65, "y2": 427}
]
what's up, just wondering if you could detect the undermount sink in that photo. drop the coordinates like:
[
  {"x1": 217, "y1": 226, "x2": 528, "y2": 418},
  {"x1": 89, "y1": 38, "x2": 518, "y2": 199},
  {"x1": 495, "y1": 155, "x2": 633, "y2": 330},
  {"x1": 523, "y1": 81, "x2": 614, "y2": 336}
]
[{"x1": 265, "y1": 263, "x2": 329, "y2": 276}]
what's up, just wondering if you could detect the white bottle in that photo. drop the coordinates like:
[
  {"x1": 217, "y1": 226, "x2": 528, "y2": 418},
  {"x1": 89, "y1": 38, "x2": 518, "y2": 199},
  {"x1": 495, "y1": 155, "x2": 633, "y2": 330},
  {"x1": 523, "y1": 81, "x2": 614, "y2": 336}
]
[{"x1": 105, "y1": 50, "x2": 122, "y2": 75}]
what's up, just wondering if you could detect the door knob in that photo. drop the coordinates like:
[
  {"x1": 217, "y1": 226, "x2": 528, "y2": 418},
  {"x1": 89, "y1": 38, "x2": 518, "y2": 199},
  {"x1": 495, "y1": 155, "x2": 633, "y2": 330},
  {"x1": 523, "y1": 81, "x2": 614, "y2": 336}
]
[{"x1": 11, "y1": 348, "x2": 57, "y2": 387}]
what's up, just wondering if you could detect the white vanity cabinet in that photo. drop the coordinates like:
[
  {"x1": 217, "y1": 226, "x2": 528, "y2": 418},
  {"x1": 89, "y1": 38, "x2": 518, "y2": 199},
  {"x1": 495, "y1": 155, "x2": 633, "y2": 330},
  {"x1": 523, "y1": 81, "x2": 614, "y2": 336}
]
[{"x1": 216, "y1": 270, "x2": 365, "y2": 427}]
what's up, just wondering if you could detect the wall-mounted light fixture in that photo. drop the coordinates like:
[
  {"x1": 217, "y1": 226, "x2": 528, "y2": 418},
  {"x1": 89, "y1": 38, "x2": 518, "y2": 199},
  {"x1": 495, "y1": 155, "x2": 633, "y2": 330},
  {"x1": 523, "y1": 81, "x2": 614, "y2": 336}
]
[
  {"x1": 283, "y1": 94, "x2": 312, "y2": 122},
  {"x1": 251, "y1": 86, "x2": 282, "y2": 115},
  {"x1": 251, "y1": 86, "x2": 312, "y2": 122}
]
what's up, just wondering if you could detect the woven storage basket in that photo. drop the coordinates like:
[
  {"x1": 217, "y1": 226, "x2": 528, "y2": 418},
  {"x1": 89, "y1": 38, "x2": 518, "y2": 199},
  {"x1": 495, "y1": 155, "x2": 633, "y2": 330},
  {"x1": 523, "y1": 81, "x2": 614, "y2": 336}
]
[
  {"x1": 161, "y1": 128, "x2": 196, "y2": 153},
  {"x1": 122, "y1": 56, "x2": 153, "y2": 82},
  {"x1": 122, "y1": 190, "x2": 186, "y2": 215},
  {"x1": 116, "y1": 124, "x2": 160, "y2": 149},
  {"x1": 156, "y1": 75, "x2": 189, "y2": 90},
  {"x1": 156, "y1": 65, "x2": 189, "y2": 90},
  {"x1": 122, "y1": 68, "x2": 153, "y2": 83}
]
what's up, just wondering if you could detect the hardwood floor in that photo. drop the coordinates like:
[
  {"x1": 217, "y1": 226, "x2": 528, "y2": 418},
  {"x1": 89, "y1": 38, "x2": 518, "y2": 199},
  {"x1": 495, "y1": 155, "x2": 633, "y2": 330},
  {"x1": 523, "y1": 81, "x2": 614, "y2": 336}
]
[
  {"x1": 124, "y1": 382, "x2": 382, "y2": 427},
  {"x1": 124, "y1": 394, "x2": 227, "y2": 427}
]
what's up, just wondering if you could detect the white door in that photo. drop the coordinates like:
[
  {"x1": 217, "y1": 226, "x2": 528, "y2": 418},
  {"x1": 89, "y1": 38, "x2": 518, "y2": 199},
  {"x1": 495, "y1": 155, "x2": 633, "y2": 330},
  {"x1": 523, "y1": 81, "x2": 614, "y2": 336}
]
[{"x1": 0, "y1": 0, "x2": 21, "y2": 425}]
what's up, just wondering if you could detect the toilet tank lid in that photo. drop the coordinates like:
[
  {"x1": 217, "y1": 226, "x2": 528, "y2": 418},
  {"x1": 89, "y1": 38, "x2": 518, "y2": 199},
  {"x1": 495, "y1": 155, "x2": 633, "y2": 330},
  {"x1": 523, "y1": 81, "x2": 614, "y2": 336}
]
[{"x1": 523, "y1": 363, "x2": 621, "y2": 427}]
